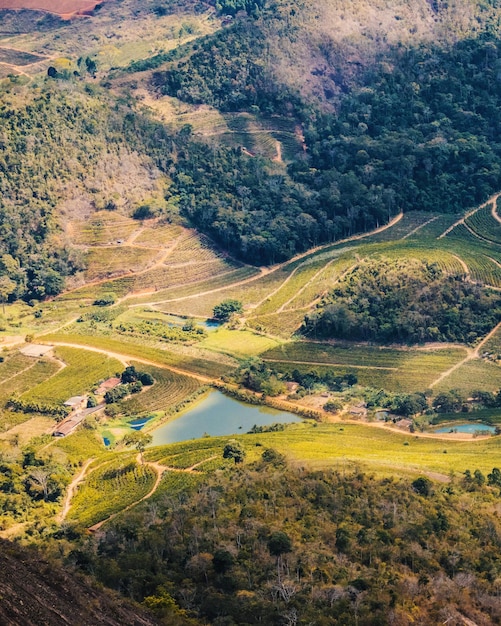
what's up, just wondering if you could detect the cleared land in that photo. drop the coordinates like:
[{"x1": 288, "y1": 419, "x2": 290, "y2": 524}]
[{"x1": 0, "y1": 0, "x2": 106, "y2": 17}]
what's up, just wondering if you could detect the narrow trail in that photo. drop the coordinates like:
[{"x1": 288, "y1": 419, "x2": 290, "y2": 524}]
[
  {"x1": 492, "y1": 199, "x2": 501, "y2": 224},
  {"x1": 438, "y1": 192, "x2": 501, "y2": 239},
  {"x1": 62, "y1": 231, "x2": 186, "y2": 297},
  {"x1": 401, "y1": 216, "x2": 438, "y2": 240},
  {"x1": 262, "y1": 358, "x2": 398, "y2": 371},
  {"x1": 38, "y1": 340, "x2": 213, "y2": 383},
  {"x1": 428, "y1": 321, "x2": 501, "y2": 389},
  {"x1": 451, "y1": 254, "x2": 470, "y2": 276},
  {"x1": 88, "y1": 453, "x2": 218, "y2": 532},
  {"x1": 58, "y1": 458, "x2": 95, "y2": 523},
  {"x1": 276, "y1": 257, "x2": 337, "y2": 314}
]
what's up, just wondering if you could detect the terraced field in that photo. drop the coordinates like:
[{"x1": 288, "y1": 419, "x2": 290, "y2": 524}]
[{"x1": 118, "y1": 363, "x2": 202, "y2": 414}]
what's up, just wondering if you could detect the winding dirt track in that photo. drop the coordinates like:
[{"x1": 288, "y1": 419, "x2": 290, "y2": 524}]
[
  {"x1": 88, "y1": 453, "x2": 217, "y2": 532},
  {"x1": 428, "y1": 321, "x2": 501, "y2": 389},
  {"x1": 58, "y1": 458, "x2": 95, "y2": 522},
  {"x1": 38, "y1": 340, "x2": 214, "y2": 383}
]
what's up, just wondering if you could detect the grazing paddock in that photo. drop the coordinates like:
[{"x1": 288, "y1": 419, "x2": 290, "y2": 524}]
[{"x1": 21, "y1": 347, "x2": 122, "y2": 406}]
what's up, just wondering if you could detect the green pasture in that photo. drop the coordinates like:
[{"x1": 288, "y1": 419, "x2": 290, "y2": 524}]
[{"x1": 199, "y1": 328, "x2": 282, "y2": 358}]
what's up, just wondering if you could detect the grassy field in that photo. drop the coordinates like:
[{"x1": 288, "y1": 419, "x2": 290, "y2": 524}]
[
  {"x1": 432, "y1": 358, "x2": 501, "y2": 394},
  {"x1": 0, "y1": 359, "x2": 61, "y2": 405},
  {"x1": 199, "y1": 328, "x2": 282, "y2": 358}
]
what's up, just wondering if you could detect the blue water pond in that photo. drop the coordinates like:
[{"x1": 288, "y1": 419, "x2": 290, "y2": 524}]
[{"x1": 435, "y1": 423, "x2": 496, "y2": 434}]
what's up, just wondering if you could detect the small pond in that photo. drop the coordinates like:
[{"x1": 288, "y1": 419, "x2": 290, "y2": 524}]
[
  {"x1": 435, "y1": 423, "x2": 496, "y2": 434},
  {"x1": 103, "y1": 437, "x2": 111, "y2": 447},
  {"x1": 128, "y1": 417, "x2": 151, "y2": 431},
  {"x1": 150, "y1": 391, "x2": 302, "y2": 446}
]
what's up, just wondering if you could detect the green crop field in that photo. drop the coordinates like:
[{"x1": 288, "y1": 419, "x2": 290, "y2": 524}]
[
  {"x1": 465, "y1": 205, "x2": 501, "y2": 245},
  {"x1": 199, "y1": 328, "x2": 282, "y2": 358},
  {"x1": 0, "y1": 359, "x2": 61, "y2": 405},
  {"x1": 262, "y1": 342, "x2": 468, "y2": 392},
  {"x1": 432, "y1": 358, "x2": 501, "y2": 394},
  {"x1": 70, "y1": 212, "x2": 140, "y2": 246},
  {"x1": 83, "y1": 246, "x2": 160, "y2": 281},
  {"x1": 21, "y1": 347, "x2": 123, "y2": 406},
  {"x1": 40, "y1": 333, "x2": 234, "y2": 378},
  {"x1": 67, "y1": 456, "x2": 156, "y2": 527},
  {"x1": 118, "y1": 363, "x2": 202, "y2": 414},
  {"x1": 0, "y1": 353, "x2": 34, "y2": 383}
]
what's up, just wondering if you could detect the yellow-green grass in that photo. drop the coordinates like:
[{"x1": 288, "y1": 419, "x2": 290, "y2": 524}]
[
  {"x1": 83, "y1": 246, "x2": 160, "y2": 281},
  {"x1": 363, "y1": 212, "x2": 439, "y2": 242},
  {"x1": 118, "y1": 362, "x2": 202, "y2": 414},
  {"x1": 40, "y1": 333, "x2": 235, "y2": 378},
  {"x1": 246, "y1": 311, "x2": 307, "y2": 338},
  {"x1": 152, "y1": 471, "x2": 205, "y2": 500},
  {"x1": 47, "y1": 430, "x2": 111, "y2": 463},
  {"x1": 0, "y1": 359, "x2": 61, "y2": 404},
  {"x1": 67, "y1": 456, "x2": 156, "y2": 527},
  {"x1": 262, "y1": 343, "x2": 467, "y2": 392},
  {"x1": 252, "y1": 262, "x2": 330, "y2": 316},
  {"x1": 432, "y1": 358, "x2": 501, "y2": 394},
  {"x1": 145, "y1": 422, "x2": 500, "y2": 476},
  {"x1": 482, "y1": 324, "x2": 501, "y2": 354},
  {"x1": 0, "y1": 353, "x2": 33, "y2": 382},
  {"x1": 0, "y1": 416, "x2": 54, "y2": 446},
  {"x1": 70, "y1": 212, "x2": 140, "y2": 246},
  {"x1": 0, "y1": 409, "x2": 36, "y2": 434},
  {"x1": 132, "y1": 223, "x2": 183, "y2": 247},
  {"x1": 21, "y1": 347, "x2": 122, "y2": 406},
  {"x1": 199, "y1": 328, "x2": 282, "y2": 358}
]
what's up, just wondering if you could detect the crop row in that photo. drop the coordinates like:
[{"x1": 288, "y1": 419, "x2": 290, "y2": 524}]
[
  {"x1": 133, "y1": 224, "x2": 184, "y2": 247},
  {"x1": 40, "y1": 333, "x2": 234, "y2": 378},
  {"x1": 159, "y1": 447, "x2": 219, "y2": 469},
  {"x1": 465, "y1": 205, "x2": 501, "y2": 245},
  {"x1": 0, "y1": 353, "x2": 34, "y2": 383},
  {"x1": 21, "y1": 347, "x2": 123, "y2": 405},
  {"x1": 118, "y1": 363, "x2": 201, "y2": 414},
  {"x1": 71, "y1": 212, "x2": 139, "y2": 246},
  {"x1": 67, "y1": 458, "x2": 156, "y2": 527},
  {"x1": 84, "y1": 246, "x2": 159, "y2": 281},
  {"x1": 0, "y1": 359, "x2": 61, "y2": 405},
  {"x1": 246, "y1": 311, "x2": 306, "y2": 338},
  {"x1": 432, "y1": 358, "x2": 501, "y2": 395}
]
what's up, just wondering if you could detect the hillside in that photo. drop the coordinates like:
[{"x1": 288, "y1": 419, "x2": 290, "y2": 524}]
[{"x1": 0, "y1": 538, "x2": 164, "y2": 626}]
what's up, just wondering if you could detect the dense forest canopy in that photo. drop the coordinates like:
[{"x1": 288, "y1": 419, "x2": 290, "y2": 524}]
[{"x1": 302, "y1": 257, "x2": 501, "y2": 344}]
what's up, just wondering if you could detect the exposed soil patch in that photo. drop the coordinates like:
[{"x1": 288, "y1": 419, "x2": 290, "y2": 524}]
[{"x1": 0, "y1": 0, "x2": 106, "y2": 19}]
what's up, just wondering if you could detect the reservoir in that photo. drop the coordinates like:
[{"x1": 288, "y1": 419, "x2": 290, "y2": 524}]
[
  {"x1": 150, "y1": 391, "x2": 303, "y2": 445},
  {"x1": 435, "y1": 423, "x2": 496, "y2": 434}
]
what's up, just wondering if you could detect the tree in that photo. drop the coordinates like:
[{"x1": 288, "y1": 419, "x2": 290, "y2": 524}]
[
  {"x1": 412, "y1": 476, "x2": 432, "y2": 496},
  {"x1": 268, "y1": 531, "x2": 292, "y2": 556},
  {"x1": 213, "y1": 299, "x2": 243, "y2": 322},
  {"x1": 123, "y1": 432, "x2": 152, "y2": 464},
  {"x1": 0, "y1": 276, "x2": 16, "y2": 314},
  {"x1": 223, "y1": 440, "x2": 246, "y2": 464}
]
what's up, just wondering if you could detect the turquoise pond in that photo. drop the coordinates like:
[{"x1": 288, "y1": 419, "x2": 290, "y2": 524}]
[
  {"x1": 150, "y1": 391, "x2": 302, "y2": 446},
  {"x1": 435, "y1": 423, "x2": 496, "y2": 434}
]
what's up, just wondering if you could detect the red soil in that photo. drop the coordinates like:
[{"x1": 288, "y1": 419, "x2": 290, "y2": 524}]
[{"x1": 0, "y1": 0, "x2": 106, "y2": 19}]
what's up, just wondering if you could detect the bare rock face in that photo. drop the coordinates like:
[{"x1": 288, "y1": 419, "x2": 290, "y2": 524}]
[{"x1": 0, "y1": 538, "x2": 159, "y2": 626}]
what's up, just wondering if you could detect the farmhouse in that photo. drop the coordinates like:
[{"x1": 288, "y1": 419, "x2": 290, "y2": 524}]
[
  {"x1": 64, "y1": 395, "x2": 86, "y2": 411},
  {"x1": 95, "y1": 377, "x2": 120, "y2": 396}
]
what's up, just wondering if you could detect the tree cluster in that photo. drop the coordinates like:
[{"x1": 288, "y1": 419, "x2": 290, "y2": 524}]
[
  {"x1": 302, "y1": 258, "x2": 501, "y2": 344},
  {"x1": 68, "y1": 464, "x2": 501, "y2": 625}
]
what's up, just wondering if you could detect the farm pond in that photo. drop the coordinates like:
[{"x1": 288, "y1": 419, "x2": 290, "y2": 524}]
[
  {"x1": 434, "y1": 423, "x2": 496, "y2": 434},
  {"x1": 150, "y1": 391, "x2": 302, "y2": 445}
]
